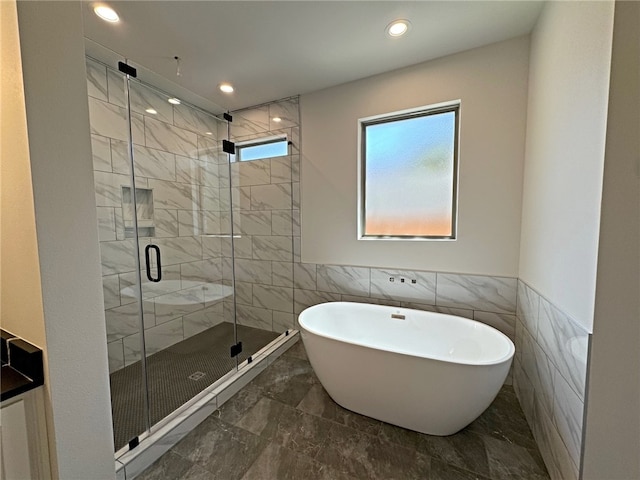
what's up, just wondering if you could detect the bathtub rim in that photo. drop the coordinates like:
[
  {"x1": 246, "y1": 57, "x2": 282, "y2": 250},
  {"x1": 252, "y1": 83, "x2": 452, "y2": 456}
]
[{"x1": 298, "y1": 301, "x2": 515, "y2": 367}]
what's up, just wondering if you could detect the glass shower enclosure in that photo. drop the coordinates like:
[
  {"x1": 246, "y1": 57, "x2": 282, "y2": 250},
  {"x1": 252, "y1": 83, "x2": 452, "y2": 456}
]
[{"x1": 86, "y1": 58, "x2": 286, "y2": 452}]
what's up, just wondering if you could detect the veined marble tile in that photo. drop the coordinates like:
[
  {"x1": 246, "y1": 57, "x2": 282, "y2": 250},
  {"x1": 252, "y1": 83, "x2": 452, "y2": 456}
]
[
  {"x1": 121, "y1": 332, "x2": 143, "y2": 366},
  {"x1": 537, "y1": 298, "x2": 589, "y2": 400},
  {"x1": 273, "y1": 312, "x2": 295, "y2": 333},
  {"x1": 293, "y1": 236, "x2": 301, "y2": 263},
  {"x1": 199, "y1": 186, "x2": 222, "y2": 212},
  {"x1": 235, "y1": 211, "x2": 272, "y2": 235},
  {"x1": 473, "y1": 311, "x2": 516, "y2": 341},
  {"x1": 125, "y1": 317, "x2": 184, "y2": 363},
  {"x1": 131, "y1": 113, "x2": 146, "y2": 146},
  {"x1": 148, "y1": 179, "x2": 195, "y2": 210},
  {"x1": 236, "y1": 304, "x2": 272, "y2": 330},
  {"x1": 198, "y1": 134, "x2": 221, "y2": 164},
  {"x1": 109, "y1": 139, "x2": 129, "y2": 174},
  {"x1": 270, "y1": 157, "x2": 292, "y2": 183},
  {"x1": 154, "y1": 287, "x2": 205, "y2": 325},
  {"x1": 221, "y1": 235, "x2": 252, "y2": 259},
  {"x1": 370, "y1": 268, "x2": 436, "y2": 304},
  {"x1": 203, "y1": 235, "x2": 223, "y2": 259},
  {"x1": 175, "y1": 155, "x2": 204, "y2": 185},
  {"x1": 107, "y1": 69, "x2": 173, "y2": 123},
  {"x1": 534, "y1": 341, "x2": 557, "y2": 418},
  {"x1": 93, "y1": 171, "x2": 130, "y2": 208},
  {"x1": 290, "y1": 127, "x2": 300, "y2": 154},
  {"x1": 180, "y1": 258, "x2": 222, "y2": 286},
  {"x1": 138, "y1": 265, "x2": 182, "y2": 299},
  {"x1": 553, "y1": 370, "x2": 584, "y2": 468},
  {"x1": 105, "y1": 300, "x2": 155, "y2": 342},
  {"x1": 291, "y1": 155, "x2": 300, "y2": 182},
  {"x1": 116, "y1": 145, "x2": 176, "y2": 181},
  {"x1": 91, "y1": 134, "x2": 111, "y2": 172},
  {"x1": 230, "y1": 160, "x2": 270, "y2": 187},
  {"x1": 292, "y1": 182, "x2": 300, "y2": 209},
  {"x1": 532, "y1": 396, "x2": 579, "y2": 480},
  {"x1": 153, "y1": 209, "x2": 179, "y2": 238},
  {"x1": 107, "y1": 340, "x2": 124, "y2": 373},
  {"x1": 436, "y1": 273, "x2": 517, "y2": 314},
  {"x1": 152, "y1": 236, "x2": 202, "y2": 265},
  {"x1": 253, "y1": 285, "x2": 294, "y2": 313},
  {"x1": 517, "y1": 280, "x2": 540, "y2": 337},
  {"x1": 513, "y1": 359, "x2": 535, "y2": 428},
  {"x1": 399, "y1": 302, "x2": 474, "y2": 319},
  {"x1": 233, "y1": 258, "x2": 272, "y2": 284},
  {"x1": 174, "y1": 103, "x2": 221, "y2": 136},
  {"x1": 231, "y1": 105, "x2": 269, "y2": 137},
  {"x1": 100, "y1": 239, "x2": 137, "y2": 276},
  {"x1": 292, "y1": 210, "x2": 301, "y2": 237},
  {"x1": 293, "y1": 288, "x2": 341, "y2": 315},
  {"x1": 88, "y1": 97, "x2": 128, "y2": 141},
  {"x1": 145, "y1": 117, "x2": 198, "y2": 158},
  {"x1": 293, "y1": 263, "x2": 316, "y2": 291},
  {"x1": 227, "y1": 186, "x2": 251, "y2": 211},
  {"x1": 201, "y1": 211, "x2": 222, "y2": 235},
  {"x1": 178, "y1": 210, "x2": 204, "y2": 237},
  {"x1": 252, "y1": 236, "x2": 293, "y2": 262},
  {"x1": 317, "y1": 265, "x2": 370, "y2": 296},
  {"x1": 341, "y1": 295, "x2": 399, "y2": 306},
  {"x1": 96, "y1": 207, "x2": 116, "y2": 242},
  {"x1": 86, "y1": 58, "x2": 108, "y2": 101},
  {"x1": 251, "y1": 184, "x2": 292, "y2": 210},
  {"x1": 272, "y1": 210, "x2": 293, "y2": 236},
  {"x1": 234, "y1": 281, "x2": 253, "y2": 306},
  {"x1": 269, "y1": 99, "x2": 299, "y2": 129},
  {"x1": 272, "y1": 261, "x2": 293, "y2": 287},
  {"x1": 102, "y1": 274, "x2": 121, "y2": 309},
  {"x1": 183, "y1": 304, "x2": 224, "y2": 337}
]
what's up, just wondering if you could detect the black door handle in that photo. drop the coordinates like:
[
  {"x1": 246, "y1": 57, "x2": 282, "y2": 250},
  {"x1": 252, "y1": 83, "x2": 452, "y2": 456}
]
[{"x1": 144, "y1": 244, "x2": 162, "y2": 283}]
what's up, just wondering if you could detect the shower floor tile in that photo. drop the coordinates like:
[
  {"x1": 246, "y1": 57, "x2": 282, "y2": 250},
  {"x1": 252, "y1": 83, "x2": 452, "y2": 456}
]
[
  {"x1": 138, "y1": 340, "x2": 550, "y2": 480},
  {"x1": 110, "y1": 322, "x2": 278, "y2": 451}
]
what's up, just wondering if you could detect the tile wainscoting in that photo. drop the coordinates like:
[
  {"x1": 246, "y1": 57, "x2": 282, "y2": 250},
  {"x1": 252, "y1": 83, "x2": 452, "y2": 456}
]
[{"x1": 514, "y1": 280, "x2": 590, "y2": 480}]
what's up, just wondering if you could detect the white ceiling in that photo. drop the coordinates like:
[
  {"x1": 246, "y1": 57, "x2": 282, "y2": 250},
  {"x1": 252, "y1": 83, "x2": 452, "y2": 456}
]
[{"x1": 82, "y1": 1, "x2": 544, "y2": 113}]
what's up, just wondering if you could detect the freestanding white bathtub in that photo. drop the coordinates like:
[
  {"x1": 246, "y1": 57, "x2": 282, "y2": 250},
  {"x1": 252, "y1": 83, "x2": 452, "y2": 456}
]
[{"x1": 298, "y1": 301, "x2": 515, "y2": 436}]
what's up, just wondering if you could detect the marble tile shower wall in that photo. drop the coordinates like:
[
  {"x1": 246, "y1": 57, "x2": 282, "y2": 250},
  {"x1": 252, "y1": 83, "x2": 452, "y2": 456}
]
[
  {"x1": 513, "y1": 280, "x2": 590, "y2": 480},
  {"x1": 223, "y1": 98, "x2": 301, "y2": 334},
  {"x1": 87, "y1": 58, "x2": 229, "y2": 373}
]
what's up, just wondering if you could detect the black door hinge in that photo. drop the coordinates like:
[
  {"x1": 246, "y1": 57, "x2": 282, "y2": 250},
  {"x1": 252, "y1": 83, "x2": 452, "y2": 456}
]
[
  {"x1": 230, "y1": 341, "x2": 243, "y2": 358},
  {"x1": 222, "y1": 140, "x2": 235, "y2": 154},
  {"x1": 223, "y1": 112, "x2": 233, "y2": 122},
  {"x1": 118, "y1": 62, "x2": 137, "y2": 77}
]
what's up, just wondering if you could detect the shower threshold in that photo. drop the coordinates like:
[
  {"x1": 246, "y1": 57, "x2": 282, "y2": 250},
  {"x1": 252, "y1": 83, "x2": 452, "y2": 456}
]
[{"x1": 113, "y1": 326, "x2": 299, "y2": 479}]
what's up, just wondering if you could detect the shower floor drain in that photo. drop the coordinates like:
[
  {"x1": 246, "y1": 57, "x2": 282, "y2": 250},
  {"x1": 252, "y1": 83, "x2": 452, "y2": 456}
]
[{"x1": 188, "y1": 371, "x2": 206, "y2": 381}]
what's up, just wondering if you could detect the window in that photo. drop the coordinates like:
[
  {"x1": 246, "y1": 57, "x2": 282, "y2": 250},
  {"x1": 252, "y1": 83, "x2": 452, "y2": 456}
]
[
  {"x1": 236, "y1": 135, "x2": 288, "y2": 162},
  {"x1": 358, "y1": 101, "x2": 459, "y2": 240}
]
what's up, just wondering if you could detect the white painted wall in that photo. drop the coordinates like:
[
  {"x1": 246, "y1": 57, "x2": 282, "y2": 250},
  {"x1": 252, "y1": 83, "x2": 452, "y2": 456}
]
[
  {"x1": 0, "y1": 0, "x2": 47, "y2": 350},
  {"x1": 301, "y1": 36, "x2": 529, "y2": 276},
  {"x1": 17, "y1": 2, "x2": 116, "y2": 478},
  {"x1": 582, "y1": 1, "x2": 640, "y2": 477},
  {"x1": 518, "y1": 1, "x2": 614, "y2": 332}
]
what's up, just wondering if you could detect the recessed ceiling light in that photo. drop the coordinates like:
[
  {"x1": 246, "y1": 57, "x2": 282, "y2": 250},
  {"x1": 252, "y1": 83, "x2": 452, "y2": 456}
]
[
  {"x1": 205, "y1": 132, "x2": 213, "y2": 135},
  {"x1": 168, "y1": 98, "x2": 181, "y2": 105},
  {"x1": 272, "y1": 117, "x2": 282, "y2": 123},
  {"x1": 145, "y1": 108, "x2": 157, "y2": 115},
  {"x1": 219, "y1": 83, "x2": 234, "y2": 94},
  {"x1": 386, "y1": 19, "x2": 411, "y2": 37},
  {"x1": 94, "y1": 4, "x2": 119, "y2": 23}
]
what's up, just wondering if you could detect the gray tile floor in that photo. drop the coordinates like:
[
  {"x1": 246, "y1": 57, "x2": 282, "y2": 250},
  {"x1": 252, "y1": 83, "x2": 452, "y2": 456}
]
[{"x1": 138, "y1": 340, "x2": 550, "y2": 480}]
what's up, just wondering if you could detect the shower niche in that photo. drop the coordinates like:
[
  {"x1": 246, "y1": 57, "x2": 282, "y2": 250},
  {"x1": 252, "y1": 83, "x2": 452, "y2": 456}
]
[{"x1": 121, "y1": 186, "x2": 155, "y2": 238}]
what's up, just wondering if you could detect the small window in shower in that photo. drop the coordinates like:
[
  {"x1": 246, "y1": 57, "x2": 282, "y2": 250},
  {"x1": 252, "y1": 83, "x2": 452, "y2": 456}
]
[
  {"x1": 236, "y1": 135, "x2": 288, "y2": 162},
  {"x1": 358, "y1": 101, "x2": 459, "y2": 240}
]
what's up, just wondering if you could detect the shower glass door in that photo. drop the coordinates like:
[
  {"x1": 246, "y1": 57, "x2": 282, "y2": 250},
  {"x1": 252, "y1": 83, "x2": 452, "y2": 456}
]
[
  {"x1": 87, "y1": 57, "x2": 239, "y2": 452},
  {"x1": 126, "y1": 79, "x2": 238, "y2": 437}
]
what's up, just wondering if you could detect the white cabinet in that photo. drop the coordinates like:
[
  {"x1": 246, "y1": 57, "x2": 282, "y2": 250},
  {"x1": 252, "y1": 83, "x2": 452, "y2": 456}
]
[{"x1": 0, "y1": 388, "x2": 50, "y2": 480}]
